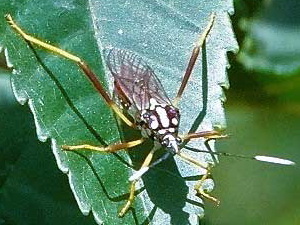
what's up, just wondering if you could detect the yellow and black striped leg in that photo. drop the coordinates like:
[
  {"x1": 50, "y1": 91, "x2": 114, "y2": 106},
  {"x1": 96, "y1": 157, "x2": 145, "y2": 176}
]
[
  {"x1": 118, "y1": 146, "x2": 157, "y2": 217},
  {"x1": 62, "y1": 138, "x2": 145, "y2": 153},
  {"x1": 173, "y1": 13, "x2": 216, "y2": 106},
  {"x1": 5, "y1": 14, "x2": 134, "y2": 128}
]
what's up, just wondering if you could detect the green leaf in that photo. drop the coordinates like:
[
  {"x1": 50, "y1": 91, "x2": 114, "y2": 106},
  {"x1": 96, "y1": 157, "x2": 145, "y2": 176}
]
[
  {"x1": 0, "y1": 0, "x2": 237, "y2": 224},
  {"x1": 0, "y1": 102, "x2": 96, "y2": 225},
  {"x1": 237, "y1": 1, "x2": 300, "y2": 75}
]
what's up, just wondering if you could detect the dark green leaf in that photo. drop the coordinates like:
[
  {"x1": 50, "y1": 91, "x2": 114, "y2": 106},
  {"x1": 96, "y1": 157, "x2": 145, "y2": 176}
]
[
  {"x1": 0, "y1": 0, "x2": 237, "y2": 224},
  {"x1": 237, "y1": 1, "x2": 300, "y2": 75}
]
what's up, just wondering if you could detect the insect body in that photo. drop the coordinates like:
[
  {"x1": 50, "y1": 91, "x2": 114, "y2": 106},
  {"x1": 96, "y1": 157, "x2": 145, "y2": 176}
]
[{"x1": 107, "y1": 49, "x2": 181, "y2": 152}]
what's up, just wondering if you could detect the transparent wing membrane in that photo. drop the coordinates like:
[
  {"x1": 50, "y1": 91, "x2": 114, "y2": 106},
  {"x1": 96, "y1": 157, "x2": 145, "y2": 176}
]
[{"x1": 106, "y1": 48, "x2": 172, "y2": 111}]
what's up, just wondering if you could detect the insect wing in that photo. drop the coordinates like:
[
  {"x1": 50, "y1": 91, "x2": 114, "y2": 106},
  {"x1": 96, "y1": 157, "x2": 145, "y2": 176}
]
[{"x1": 106, "y1": 49, "x2": 171, "y2": 111}]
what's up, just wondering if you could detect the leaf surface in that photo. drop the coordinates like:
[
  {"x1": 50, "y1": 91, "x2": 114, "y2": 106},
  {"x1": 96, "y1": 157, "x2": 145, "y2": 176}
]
[{"x1": 0, "y1": 0, "x2": 237, "y2": 224}]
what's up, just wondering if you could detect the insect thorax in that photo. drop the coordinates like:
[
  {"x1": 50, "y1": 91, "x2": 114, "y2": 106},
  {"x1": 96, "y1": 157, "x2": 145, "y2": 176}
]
[{"x1": 138, "y1": 101, "x2": 180, "y2": 143}]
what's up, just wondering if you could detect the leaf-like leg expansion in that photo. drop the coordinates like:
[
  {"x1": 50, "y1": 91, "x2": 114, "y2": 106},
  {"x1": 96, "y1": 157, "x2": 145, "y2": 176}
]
[{"x1": 5, "y1": 14, "x2": 135, "y2": 128}]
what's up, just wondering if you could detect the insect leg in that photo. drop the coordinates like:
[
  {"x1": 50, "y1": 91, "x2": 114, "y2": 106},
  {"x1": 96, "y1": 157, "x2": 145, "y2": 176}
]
[
  {"x1": 176, "y1": 151, "x2": 220, "y2": 204},
  {"x1": 173, "y1": 13, "x2": 216, "y2": 106},
  {"x1": 119, "y1": 146, "x2": 157, "y2": 217},
  {"x1": 180, "y1": 130, "x2": 227, "y2": 141},
  {"x1": 177, "y1": 151, "x2": 208, "y2": 169},
  {"x1": 119, "y1": 180, "x2": 137, "y2": 217},
  {"x1": 194, "y1": 165, "x2": 220, "y2": 204},
  {"x1": 5, "y1": 14, "x2": 135, "y2": 128},
  {"x1": 62, "y1": 138, "x2": 145, "y2": 153}
]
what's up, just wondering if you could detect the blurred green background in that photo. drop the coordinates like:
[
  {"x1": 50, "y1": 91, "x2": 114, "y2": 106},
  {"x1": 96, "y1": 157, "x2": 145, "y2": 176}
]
[
  {"x1": 204, "y1": 1, "x2": 300, "y2": 225},
  {"x1": 1, "y1": 1, "x2": 300, "y2": 224}
]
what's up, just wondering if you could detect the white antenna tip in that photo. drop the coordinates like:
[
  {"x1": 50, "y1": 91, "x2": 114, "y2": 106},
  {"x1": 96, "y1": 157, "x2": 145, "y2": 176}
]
[
  {"x1": 129, "y1": 167, "x2": 149, "y2": 181},
  {"x1": 255, "y1": 155, "x2": 295, "y2": 166}
]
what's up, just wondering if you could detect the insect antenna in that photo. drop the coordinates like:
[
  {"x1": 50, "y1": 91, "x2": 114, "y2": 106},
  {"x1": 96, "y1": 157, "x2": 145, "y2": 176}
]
[{"x1": 184, "y1": 145, "x2": 295, "y2": 166}]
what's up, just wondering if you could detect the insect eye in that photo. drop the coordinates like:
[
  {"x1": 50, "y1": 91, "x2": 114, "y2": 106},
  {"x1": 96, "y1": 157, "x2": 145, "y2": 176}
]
[{"x1": 167, "y1": 107, "x2": 179, "y2": 118}]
